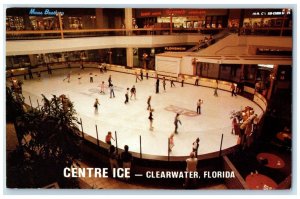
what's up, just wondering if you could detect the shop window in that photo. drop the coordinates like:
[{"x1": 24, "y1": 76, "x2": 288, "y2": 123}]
[
  {"x1": 69, "y1": 17, "x2": 83, "y2": 29},
  {"x1": 6, "y1": 16, "x2": 25, "y2": 30}
]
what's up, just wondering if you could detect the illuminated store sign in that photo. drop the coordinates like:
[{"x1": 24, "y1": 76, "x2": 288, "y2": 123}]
[
  {"x1": 252, "y1": 10, "x2": 291, "y2": 16},
  {"x1": 29, "y1": 8, "x2": 64, "y2": 16},
  {"x1": 164, "y1": 46, "x2": 187, "y2": 51}
]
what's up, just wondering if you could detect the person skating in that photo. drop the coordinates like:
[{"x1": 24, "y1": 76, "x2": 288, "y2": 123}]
[
  {"x1": 100, "y1": 81, "x2": 105, "y2": 94},
  {"x1": 148, "y1": 108, "x2": 154, "y2": 131},
  {"x1": 194, "y1": 76, "x2": 199, "y2": 86},
  {"x1": 124, "y1": 88, "x2": 129, "y2": 104},
  {"x1": 77, "y1": 73, "x2": 82, "y2": 84},
  {"x1": 163, "y1": 76, "x2": 166, "y2": 91},
  {"x1": 130, "y1": 85, "x2": 136, "y2": 100},
  {"x1": 174, "y1": 113, "x2": 182, "y2": 134},
  {"x1": 63, "y1": 71, "x2": 71, "y2": 83},
  {"x1": 105, "y1": 131, "x2": 115, "y2": 145},
  {"x1": 170, "y1": 78, "x2": 175, "y2": 87},
  {"x1": 140, "y1": 69, "x2": 143, "y2": 80},
  {"x1": 214, "y1": 87, "x2": 218, "y2": 97},
  {"x1": 155, "y1": 77, "x2": 160, "y2": 94},
  {"x1": 108, "y1": 75, "x2": 112, "y2": 86},
  {"x1": 196, "y1": 99, "x2": 203, "y2": 114},
  {"x1": 231, "y1": 83, "x2": 237, "y2": 97},
  {"x1": 37, "y1": 71, "x2": 41, "y2": 80},
  {"x1": 47, "y1": 65, "x2": 52, "y2": 75},
  {"x1": 109, "y1": 84, "x2": 115, "y2": 98},
  {"x1": 89, "y1": 73, "x2": 94, "y2": 83},
  {"x1": 192, "y1": 138, "x2": 200, "y2": 157},
  {"x1": 94, "y1": 98, "x2": 100, "y2": 111},
  {"x1": 28, "y1": 68, "x2": 33, "y2": 79},
  {"x1": 135, "y1": 71, "x2": 141, "y2": 83},
  {"x1": 168, "y1": 133, "x2": 175, "y2": 152},
  {"x1": 147, "y1": 96, "x2": 152, "y2": 110}
]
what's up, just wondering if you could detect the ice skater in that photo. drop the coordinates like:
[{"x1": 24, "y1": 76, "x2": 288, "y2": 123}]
[
  {"x1": 89, "y1": 73, "x2": 94, "y2": 83},
  {"x1": 168, "y1": 133, "x2": 175, "y2": 152},
  {"x1": 124, "y1": 88, "x2": 129, "y2": 104},
  {"x1": 197, "y1": 99, "x2": 203, "y2": 114},
  {"x1": 155, "y1": 77, "x2": 160, "y2": 94},
  {"x1": 180, "y1": 75, "x2": 185, "y2": 87},
  {"x1": 231, "y1": 83, "x2": 237, "y2": 97},
  {"x1": 195, "y1": 76, "x2": 199, "y2": 86},
  {"x1": 108, "y1": 75, "x2": 112, "y2": 86},
  {"x1": 109, "y1": 84, "x2": 115, "y2": 98},
  {"x1": 63, "y1": 71, "x2": 71, "y2": 83},
  {"x1": 37, "y1": 71, "x2": 41, "y2": 80},
  {"x1": 140, "y1": 69, "x2": 144, "y2": 80},
  {"x1": 94, "y1": 98, "x2": 100, "y2": 112},
  {"x1": 170, "y1": 78, "x2": 176, "y2": 87},
  {"x1": 147, "y1": 96, "x2": 152, "y2": 110},
  {"x1": 163, "y1": 76, "x2": 166, "y2": 91},
  {"x1": 214, "y1": 87, "x2": 218, "y2": 96},
  {"x1": 100, "y1": 81, "x2": 105, "y2": 94},
  {"x1": 148, "y1": 108, "x2": 154, "y2": 130},
  {"x1": 135, "y1": 71, "x2": 141, "y2": 83},
  {"x1": 77, "y1": 73, "x2": 82, "y2": 84},
  {"x1": 47, "y1": 65, "x2": 52, "y2": 75},
  {"x1": 130, "y1": 85, "x2": 136, "y2": 100},
  {"x1": 98, "y1": 63, "x2": 103, "y2": 73},
  {"x1": 28, "y1": 68, "x2": 33, "y2": 79},
  {"x1": 146, "y1": 71, "x2": 149, "y2": 79},
  {"x1": 174, "y1": 113, "x2": 182, "y2": 134},
  {"x1": 192, "y1": 138, "x2": 200, "y2": 157},
  {"x1": 105, "y1": 131, "x2": 115, "y2": 145}
]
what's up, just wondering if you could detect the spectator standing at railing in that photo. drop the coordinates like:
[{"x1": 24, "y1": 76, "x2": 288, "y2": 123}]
[
  {"x1": 108, "y1": 145, "x2": 118, "y2": 175},
  {"x1": 120, "y1": 145, "x2": 133, "y2": 180},
  {"x1": 183, "y1": 152, "x2": 198, "y2": 188}
]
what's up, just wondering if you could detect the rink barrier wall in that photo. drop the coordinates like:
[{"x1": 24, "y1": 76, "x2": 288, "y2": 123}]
[{"x1": 9, "y1": 62, "x2": 268, "y2": 160}]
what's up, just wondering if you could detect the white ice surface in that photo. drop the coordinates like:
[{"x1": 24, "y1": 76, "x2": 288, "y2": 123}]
[{"x1": 19, "y1": 68, "x2": 263, "y2": 157}]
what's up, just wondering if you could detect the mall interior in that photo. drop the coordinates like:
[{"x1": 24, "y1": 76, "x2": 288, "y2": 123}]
[{"x1": 5, "y1": 8, "x2": 293, "y2": 190}]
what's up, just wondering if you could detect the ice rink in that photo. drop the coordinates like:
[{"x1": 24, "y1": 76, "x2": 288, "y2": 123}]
[{"x1": 19, "y1": 68, "x2": 263, "y2": 157}]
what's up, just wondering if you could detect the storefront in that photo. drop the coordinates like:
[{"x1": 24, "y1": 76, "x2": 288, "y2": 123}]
[
  {"x1": 133, "y1": 9, "x2": 228, "y2": 31},
  {"x1": 6, "y1": 8, "x2": 108, "y2": 31},
  {"x1": 243, "y1": 9, "x2": 292, "y2": 28}
]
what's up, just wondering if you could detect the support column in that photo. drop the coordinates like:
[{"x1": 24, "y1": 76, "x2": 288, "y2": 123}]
[
  {"x1": 267, "y1": 65, "x2": 278, "y2": 100},
  {"x1": 125, "y1": 8, "x2": 133, "y2": 35},
  {"x1": 95, "y1": 8, "x2": 105, "y2": 28},
  {"x1": 126, "y1": 48, "x2": 133, "y2": 68}
]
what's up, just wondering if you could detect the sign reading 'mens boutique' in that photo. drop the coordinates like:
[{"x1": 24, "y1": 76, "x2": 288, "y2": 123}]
[{"x1": 29, "y1": 8, "x2": 64, "y2": 16}]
